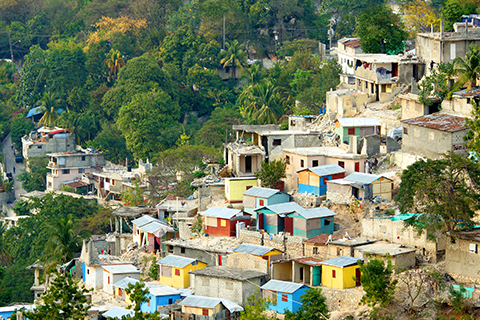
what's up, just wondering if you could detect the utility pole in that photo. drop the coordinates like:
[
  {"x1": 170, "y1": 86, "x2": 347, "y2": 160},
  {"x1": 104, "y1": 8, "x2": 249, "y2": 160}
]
[
  {"x1": 223, "y1": 14, "x2": 226, "y2": 50},
  {"x1": 8, "y1": 31, "x2": 13, "y2": 62}
]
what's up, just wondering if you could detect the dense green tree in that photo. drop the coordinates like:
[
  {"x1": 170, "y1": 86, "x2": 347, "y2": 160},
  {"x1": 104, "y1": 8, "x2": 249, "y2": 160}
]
[
  {"x1": 443, "y1": 0, "x2": 465, "y2": 31},
  {"x1": 23, "y1": 272, "x2": 90, "y2": 320},
  {"x1": 10, "y1": 115, "x2": 33, "y2": 147},
  {"x1": 117, "y1": 88, "x2": 181, "y2": 159},
  {"x1": 18, "y1": 157, "x2": 48, "y2": 192},
  {"x1": 240, "y1": 291, "x2": 275, "y2": 320},
  {"x1": 356, "y1": 4, "x2": 407, "y2": 54},
  {"x1": 239, "y1": 81, "x2": 284, "y2": 124},
  {"x1": 358, "y1": 254, "x2": 398, "y2": 308},
  {"x1": 395, "y1": 153, "x2": 480, "y2": 236},
  {"x1": 255, "y1": 159, "x2": 286, "y2": 189},
  {"x1": 88, "y1": 123, "x2": 133, "y2": 165},
  {"x1": 105, "y1": 48, "x2": 126, "y2": 82},
  {"x1": 37, "y1": 91, "x2": 61, "y2": 128},
  {"x1": 194, "y1": 105, "x2": 242, "y2": 148},
  {"x1": 85, "y1": 40, "x2": 110, "y2": 87}
]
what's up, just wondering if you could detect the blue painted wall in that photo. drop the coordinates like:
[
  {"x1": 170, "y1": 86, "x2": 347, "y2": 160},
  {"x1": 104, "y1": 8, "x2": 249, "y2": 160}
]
[
  {"x1": 245, "y1": 193, "x2": 290, "y2": 217},
  {"x1": 298, "y1": 174, "x2": 333, "y2": 196},
  {"x1": 267, "y1": 286, "x2": 308, "y2": 313},
  {"x1": 290, "y1": 217, "x2": 335, "y2": 238},
  {"x1": 141, "y1": 293, "x2": 181, "y2": 313},
  {"x1": 0, "y1": 310, "x2": 15, "y2": 318},
  {"x1": 82, "y1": 263, "x2": 86, "y2": 282}
]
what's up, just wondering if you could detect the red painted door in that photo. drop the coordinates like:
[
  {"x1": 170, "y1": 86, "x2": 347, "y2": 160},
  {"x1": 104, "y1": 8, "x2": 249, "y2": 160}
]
[
  {"x1": 355, "y1": 162, "x2": 360, "y2": 172},
  {"x1": 285, "y1": 217, "x2": 293, "y2": 234},
  {"x1": 258, "y1": 213, "x2": 264, "y2": 230}
]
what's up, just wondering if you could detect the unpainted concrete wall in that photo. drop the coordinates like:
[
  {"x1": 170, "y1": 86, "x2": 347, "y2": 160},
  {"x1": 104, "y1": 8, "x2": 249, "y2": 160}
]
[{"x1": 446, "y1": 238, "x2": 480, "y2": 281}]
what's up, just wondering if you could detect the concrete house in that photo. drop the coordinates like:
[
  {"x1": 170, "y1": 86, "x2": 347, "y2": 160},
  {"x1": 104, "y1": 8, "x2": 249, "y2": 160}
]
[
  {"x1": 22, "y1": 127, "x2": 75, "y2": 159},
  {"x1": 131, "y1": 215, "x2": 176, "y2": 253},
  {"x1": 261, "y1": 280, "x2": 308, "y2": 313},
  {"x1": 157, "y1": 255, "x2": 207, "y2": 288},
  {"x1": 178, "y1": 295, "x2": 243, "y2": 318},
  {"x1": 256, "y1": 202, "x2": 336, "y2": 238},
  {"x1": 304, "y1": 234, "x2": 342, "y2": 259},
  {"x1": 335, "y1": 118, "x2": 381, "y2": 144},
  {"x1": 142, "y1": 283, "x2": 182, "y2": 314},
  {"x1": 225, "y1": 177, "x2": 258, "y2": 203},
  {"x1": 190, "y1": 266, "x2": 268, "y2": 305},
  {"x1": 321, "y1": 256, "x2": 362, "y2": 289},
  {"x1": 163, "y1": 239, "x2": 235, "y2": 266},
  {"x1": 102, "y1": 264, "x2": 141, "y2": 295},
  {"x1": 297, "y1": 164, "x2": 347, "y2": 196},
  {"x1": 224, "y1": 141, "x2": 265, "y2": 177},
  {"x1": 243, "y1": 187, "x2": 290, "y2": 217},
  {"x1": 401, "y1": 114, "x2": 469, "y2": 159},
  {"x1": 326, "y1": 89, "x2": 369, "y2": 118},
  {"x1": 327, "y1": 172, "x2": 394, "y2": 202},
  {"x1": 362, "y1": 214, "x2": 447, "y2": 263},
  {"x1": 46, "y1": 148, "x2": 105, "y2": 191},
  {"x1": 445, "y1": 229, "x2": 480, "y2": 280},
  {"x1": 337, "y1": 38, "x2": 363, "y2": 81},
  {"x1": 326, "y1": 237, "x2": 377, "y2": 259},
  {"x1": 113, "y1": 277, "x2": 138, "y2": 303},
  {"x1": 226, "y1": 252, "x2": 269, "y2": 274},
  {"x1": 441, "y1": 87, "x2": 479, "y2": 118},
  {"x1": 353, "y1": 243, "x2": 416, "y2": 270},
  {"x1": 283, "y1": 147, "x2": 367, "y2": 192},
  {"x1": 271, "y1": 257, "x2": 323, "y2": 286},
  {"x1": 201, "y1": 206, "x2": 251, "y2": 237}
]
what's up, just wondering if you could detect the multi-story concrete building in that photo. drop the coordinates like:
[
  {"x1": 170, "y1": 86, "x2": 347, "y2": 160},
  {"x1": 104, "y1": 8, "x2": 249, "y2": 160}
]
[
  {"x1": 336, "y1": 38, "x2": 363, "y2": 84},
  {"x1": 22, "y1": 127, "x2": 76, "y2": 159},
  {"x1": 46, "y1": 148, "x2": 105, "y2": 191}
]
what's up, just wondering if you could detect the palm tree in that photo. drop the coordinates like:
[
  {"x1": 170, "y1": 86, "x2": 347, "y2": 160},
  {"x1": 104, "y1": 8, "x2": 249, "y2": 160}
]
[
  {"x1": 242, "y1": 63, "x2": 266, "y2": 85},
  {"x1": 220, "y1": 40, "x2": 247, "y2": 84},
  {"x1": 104, "y1": 49, "x2": 126, "y2": 82},
  {"x1": 37, "y1": 92, "x2": 60, "y2": 128},
  {"x1": 452, "y1": 44, "x2": 480, "y2": 92},
  {"x1": 41, "y1": 215, "x2": 86, "y2": 271},
  {"x1": 239, "y1": 81, "x2": 284, "y2": 124}
]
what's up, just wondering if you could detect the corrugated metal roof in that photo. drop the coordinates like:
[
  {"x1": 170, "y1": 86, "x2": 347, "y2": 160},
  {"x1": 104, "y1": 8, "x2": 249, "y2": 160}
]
[
  {"x1": 261, "y1": 280, "x2": 307, "y2": 293},
  {"x1": 147, "y1": 284, "x2": 182, "y2": 296},
  {"x1": 298, "y1": 164, "x2": 346, "y2": 176},
  {"x1": 233, "y1": 243, "x2": 275, "y2": 256},
  {"x1": 243, "y1": 187, "x2": 284, "y2": 198},
  {"x1": 157, "y1": 255, "x2": 196, "y2": 268},
  {"x1": 337, "y1": 117, "x2": 381, "y2": 128},
  {"x1": 452, "y1": 86, "x2": 480, "y2": 98},
  {"x1": 305, "y1": 234, "x2": 342, "y2": 245},
  {"x1": 321, "y1": 256, "x2": 362, "y2": 268},
  {"x1": 189, "y1": 266, "x2": 267, "y2": 280},
  {"x1": 256, "y1": 202, "x2": 303, "y2": 215},
  {"x1": 102, "y1": 307, "x2": 134, "y2": 319},
  {"x1": 139, "y1": 221, "x2": 174, "y2": 233},
  {"x1": 179, "y1": 296, "x2": 244, "y2": 312},
  {"x1": 401, "y1": 114, "x2": 466, "y2": 132},
  {"x1": 112, "y1": 277, "x2": 138, "y2": 289},
  {"x1": 131, "y1": 215, "x2": 158, "y2": 227},
  {"x1": 102, "y1": 264, "x2": 140, "y2": 274},
  {"x1": 344, "y1": 172, "x2": 382, "y2": 185},
  {"x1": 256, "y1": 202, "x2": 336, "y2": 219},
  {"x1": 200, "y1": 206, "x2": 242, "y2": 219},
  {"x1": 293, "y1": 207, "x2": 337, "y2": 219}
]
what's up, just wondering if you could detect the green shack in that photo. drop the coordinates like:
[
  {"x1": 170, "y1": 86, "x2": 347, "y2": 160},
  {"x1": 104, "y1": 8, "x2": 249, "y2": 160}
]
[{"x1": 335, "y1": 117, "x2": 381, "y2": 143}]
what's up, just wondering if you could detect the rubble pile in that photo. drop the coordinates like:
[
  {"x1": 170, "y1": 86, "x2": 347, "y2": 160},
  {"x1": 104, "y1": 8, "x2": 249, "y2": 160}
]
[
  {"x1": 309, "y1": 112, "x2": 340, "y2": 147},
  {"x1": 171, "y1": 236, "x2": 242, "y2": 252},
  {"x1": 290, "y1": 191, "x2": 323, "y2": 208}
]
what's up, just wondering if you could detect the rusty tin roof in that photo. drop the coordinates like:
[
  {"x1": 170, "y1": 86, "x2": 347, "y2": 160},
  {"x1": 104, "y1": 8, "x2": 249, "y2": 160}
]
[{"x1": 401, "y1": 114, "x2": 467, "y2": 132}]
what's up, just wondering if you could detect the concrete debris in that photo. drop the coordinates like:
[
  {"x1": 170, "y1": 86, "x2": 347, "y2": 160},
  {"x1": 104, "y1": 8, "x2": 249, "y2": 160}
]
[
  {"x1": 166, "y1": 236, "x2": 242, "y2": 252},
  {"x1": 308, "y1": 112, "x2": 340, "y2": 147}
]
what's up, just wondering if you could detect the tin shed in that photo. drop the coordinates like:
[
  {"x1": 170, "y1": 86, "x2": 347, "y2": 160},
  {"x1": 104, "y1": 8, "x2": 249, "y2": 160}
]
[
  {"x1": 261, "y1": 280, "x2": 309, "y2": 313},
  {"x1": 297, "y1": 164, "x2": 347, "y2": 195},
  {"x1": 200, "y1": 206, "x2": 251, "y2": 237},
  {"x1": 243, "y1": 187, "x2": 290, "y2": 217}
]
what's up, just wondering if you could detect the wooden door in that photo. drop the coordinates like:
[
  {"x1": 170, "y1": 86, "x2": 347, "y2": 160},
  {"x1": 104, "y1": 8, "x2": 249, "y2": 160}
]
[{"x1": 258, "y1": 213, "x2": 264, "y2": 230}]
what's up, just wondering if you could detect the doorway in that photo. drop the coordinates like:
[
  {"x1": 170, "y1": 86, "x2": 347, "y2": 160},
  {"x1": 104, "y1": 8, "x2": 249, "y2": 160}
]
[
  {"x1": 245, "y1": 156, "x2": 252, "y2": 173},
  {"x1": 355, "y1": 268, "x2": 361, "y2": 286}
]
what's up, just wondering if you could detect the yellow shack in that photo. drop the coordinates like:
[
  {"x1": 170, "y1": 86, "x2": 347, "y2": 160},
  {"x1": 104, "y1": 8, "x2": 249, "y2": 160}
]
[
  {"x1": 157, "y1": 255, "x2": 207, "y2": 288},
  {"x1": 113, "y1": 277, "x2": 138, "y2": 304},
  {"x1": 225, "y1": 177, "x2": 257, "y2": 203},
  {"x1": 321, "y1": 256, "x2": 362, "y2": 289}
]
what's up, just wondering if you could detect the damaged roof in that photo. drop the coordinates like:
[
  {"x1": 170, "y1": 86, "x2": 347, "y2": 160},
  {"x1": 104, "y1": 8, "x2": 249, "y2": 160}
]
[
  {"x1": 343, "y1": 38, "x2": 361, "y2": 48},
  {"x1": 401, "y1": 114, "x2": 467, "y2": 132},
  {"x1": 200, "y1": 206, "x2": 243, "y2": 219},
  {"x1": 305, "y1": 234, "x2": 342, "y2": 245},
  {"x1": 452, "y1": 86, "x2": 480, "y2": 98},
  {"x1": 189, "y1": 266, "x2": 267, "y2": 280},
  {"x1": 225, "y1": 142, "x2": 266, "y2": 156}
]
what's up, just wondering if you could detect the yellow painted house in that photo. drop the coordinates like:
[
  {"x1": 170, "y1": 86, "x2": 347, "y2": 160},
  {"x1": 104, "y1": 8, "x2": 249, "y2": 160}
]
[
  {"x1": 157, "y1": 255, "x2": 207, "y2": 288},
  {"x1": 113, "y1": 277, "x2": 138, "y2": 304},
  {"x1": 321, "y1": 256, "x2": 362, "y2": 289},
  {"x1": 233, "y1": 243, "x2": 283, "y2": 265},
  {"x1": 179, "y1": 295, "x2": 243, "y2": 317},
  {"x1": 225, "y1": 177, "x2": 257, "y2": 203}
]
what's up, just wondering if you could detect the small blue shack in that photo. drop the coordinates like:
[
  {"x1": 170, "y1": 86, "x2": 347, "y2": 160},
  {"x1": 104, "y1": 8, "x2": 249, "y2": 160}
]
[
  {"x1": 261, "y1": 280, "x2": 308, "y2": 313},
  {"x1": 243, "y1": 187, "x2": 290, "y2": 218},
  {"x1": 297, "y1": 164, "x2": 346, "y2": 196},
  {"x1": 141, "y1": 284, "x2": 182, "y2": 314}
]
